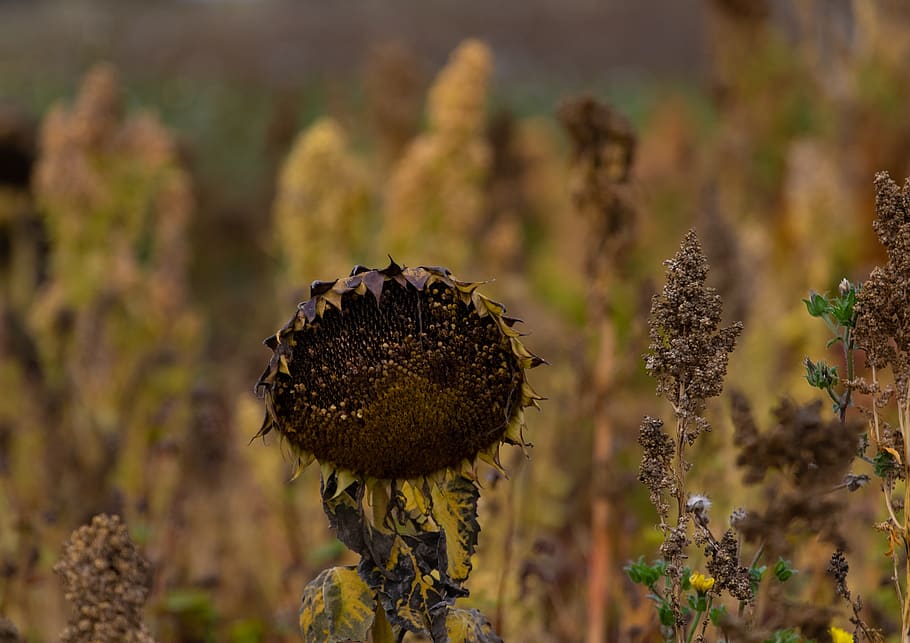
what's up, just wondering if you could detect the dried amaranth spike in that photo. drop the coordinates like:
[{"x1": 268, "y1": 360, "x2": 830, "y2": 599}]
[{"x1": 256, "y1": 261, "x2": 543, "y2": 481}]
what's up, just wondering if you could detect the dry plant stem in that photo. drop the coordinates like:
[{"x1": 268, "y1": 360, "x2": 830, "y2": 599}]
[
  {"x1": 587, "y1": 304, "x2": 617, "y2": 643},
  {"x1": 871, "y1": 363, "x2": 907, "y2": 625},
  {"x1": 672, "y1": 399, "x2": 690, "y2": 643},
  {"x1": 903, "y1": 390, "x2": 910, "y2": 643},
  {"x1": 558, "y1": 96, "x2": 636, "y2": 643}
]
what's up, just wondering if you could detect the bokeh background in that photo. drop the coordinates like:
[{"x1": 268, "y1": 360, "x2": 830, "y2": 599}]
[{"x1": 1, "y1": 0, "x2": 909, "y2": 641}]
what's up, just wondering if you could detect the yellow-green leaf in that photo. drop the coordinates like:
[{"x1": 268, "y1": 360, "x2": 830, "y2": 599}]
[
  {"x1": 435, "y1": 607, "x2": 503, "y2": 643},
  {"x1": 299, "y1": 565, "x2": 375, "y2": 642},
  {"x1": 430, "y1": 475, "x2": 480, "y2": 582}
]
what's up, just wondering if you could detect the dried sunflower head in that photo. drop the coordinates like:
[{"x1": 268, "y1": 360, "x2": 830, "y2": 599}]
[{"x1": 256, "y1": 261, "x2": 543, "y2": 485}]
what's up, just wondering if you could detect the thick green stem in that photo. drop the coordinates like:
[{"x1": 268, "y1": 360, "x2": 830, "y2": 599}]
[{"x1": 685, "y1": 595, "x2": 711, "y2": 643}]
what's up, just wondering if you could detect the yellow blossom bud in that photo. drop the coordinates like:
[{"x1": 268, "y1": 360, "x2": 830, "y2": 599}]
[
  {"x1": 688, "y1": 572, "x2": 715, "y2": 595},
  {"x1": 829, "y1": 626, "x2": 853, "y2": 643}
]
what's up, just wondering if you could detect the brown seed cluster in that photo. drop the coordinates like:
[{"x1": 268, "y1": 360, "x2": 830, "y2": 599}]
[
  {"x1": 637, "y1": 416, "x2": 676, "y2": 522},
  {"x1": 645, "y1": 229, "x2": 743, "y2": 442},
  {"x1": 265, "y1": 274, "x2": 524, "y2": 479},
  {"x1": 558, "y1": 95, "x2": 636, "y2": 263},
  {"x1": 0, "y1": 617, "x2": 23, "y2": 643},
  {"x1": 733, "y1": 396, "x2": 861, "y2": 487},
  {"x1": 53, "y1": 514, "x2": 155, "y2": 643},
  {"x1": 855, "y1": 172, "x2": 910, "y2": 399},
  {"x1": 705, "y1": 529, "x2": 753, "y2": 603},
  {"x1": 827, "y1": 549, "x2": 850, "y2": 601},
  {"x1": 730, "y1": 397, "x2": 860, "y2": 557}
]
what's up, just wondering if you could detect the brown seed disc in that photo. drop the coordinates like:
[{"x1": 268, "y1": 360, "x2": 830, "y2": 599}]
[{"x1": 269, "y1": 278, "x2": 523, "y2": 479}]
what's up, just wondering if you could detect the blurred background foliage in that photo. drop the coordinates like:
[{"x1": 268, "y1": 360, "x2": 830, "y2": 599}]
[{"x1": 1, "y1": 0, "x2": 910, "y2": 641}]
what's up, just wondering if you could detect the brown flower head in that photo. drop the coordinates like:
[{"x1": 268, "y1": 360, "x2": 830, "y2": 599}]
[
  {"x1": 637, "y1": 416, "x2": 675, "y2": 521},
  {"x1": 705, "y1": 529, "x2": 753, "y2": 603},
  {"x1": 256, "y1": 261, "x2": 543, "y2": 486},
  {"x1": 645, "y1": 229, "x2": 743, "y2": 442},
  {"x1": 855, "y1": 172, "x2": 910, "y2": 398},
  {"x1": 53, "y1": 514, "x2": 154, "y2": 643}
]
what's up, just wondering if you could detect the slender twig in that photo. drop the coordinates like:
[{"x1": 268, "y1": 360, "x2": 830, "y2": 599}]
[
  {"x1": 839, "y1": 327, "x2": 854, "y2": 424},
  {"x1": 901, "y1": 391, "x2": 910, "y2": 643}
]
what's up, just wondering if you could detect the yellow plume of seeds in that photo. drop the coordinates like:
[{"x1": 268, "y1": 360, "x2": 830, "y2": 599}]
[
  {"x1": 384, "y1": 40, "x2": 492, "y2": 266},
  {"x1": 273, "y1": 118, "x2": 371, "y2": 289},
  {"x1": 427, "y1": 39, "x2": 491, "y2": 140},
  {"x1": 256, "y1": 262, "x2": 542, "y2": 482},
  {"x1": 33, "y1": 63, "x2": 192, "y2": 314},
  {"x1": 26, "y1": 64, "x2": 199, "y2": 515},
  {"x1": 689, "y1": 572, "x2": 716, "y2": 595}
]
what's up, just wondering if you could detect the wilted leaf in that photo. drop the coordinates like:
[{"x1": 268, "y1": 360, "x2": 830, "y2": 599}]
[
  {"x1": 433, "y1": 607, "x2": 503, "y2": 643},
  {"x1": 361, "y1": 530, "x2": 467, "y2": 636},
  {"x1": 300, "y1": 566, "x2": 376, "y2": 642},
  {"x1": 430, "y1": 475, "x2": 480, "y2": 582}
]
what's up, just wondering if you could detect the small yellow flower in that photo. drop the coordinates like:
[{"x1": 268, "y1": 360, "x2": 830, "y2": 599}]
[
  {"x1": 829, "y1": 626, "x2": 854, "y2": 643},
  {"x1": 689, "y1": 572, "x2": 715, "y2": 595}
]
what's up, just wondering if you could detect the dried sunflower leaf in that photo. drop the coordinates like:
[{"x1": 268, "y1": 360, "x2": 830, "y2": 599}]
[
  {"x1": 432, "y1": 607, "x2": 503, "y2": 643},
  {"x1": 299, "y1": 565, "x2": 376, "y2": 642},
  {"x1": 361, "y1": 531, "x2": 465, "y2": 636},
  {"x1": 430, "y1": 475, "x2": 480, "y2": 583},
  {"x1": 323, "y1": 288, "x2": 344, "y2": 311},
  {"x1": 362, "y1": 269, "x2": 386, "y2": 304}
]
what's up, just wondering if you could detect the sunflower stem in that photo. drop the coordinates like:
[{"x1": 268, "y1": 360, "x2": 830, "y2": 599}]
[
  {"x1": 371, "y1": 481, "x2": 391, "y2": 529},
  {"x1": 371, "y1": 604, "x2": 395, "y2": 643}
]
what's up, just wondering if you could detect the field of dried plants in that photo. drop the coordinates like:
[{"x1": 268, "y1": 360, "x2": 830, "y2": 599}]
[{"x1": 2, "y1": 2, "x2": 910, "y2": 642}]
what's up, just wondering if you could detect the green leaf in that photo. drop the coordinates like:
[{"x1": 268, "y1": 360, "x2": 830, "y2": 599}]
[
  {"x1": 299, "y1": 566, "x2": 376, "y2": 642},
  {"x1": 430, "y1": 474, "x2": 481, "y2": 583},
  {"x1": 773, "y1": 558, "x2": 797, "y2": 582},
  {"x1": 804, "y1": 357, "x2": 838, "y2": 389},
  {"x1": 804, "y1": 291, "x2": 829, "y2": 317},
  {"x1": 680, "y1": 566, "x2": 692, "y2": 591},
  {"x1": 709, "y1": 604, "x2": 728, "y2": 626},
  {"x1": 764, "y1": 629, "x2": 801, "y2": 643},
  {"x1": 433, "y1": 607, "x2": 503, "y2": 643},
  {"x1": 687, "y1": 593, "x2": 707, "y2": 612},
  {"x1": 657, "y1": 601, "x2": 675, "y2": 628},
  {"x1": 624, "y1": 557, "x2": 663, "y2": 588},
  {"x1": 830, "y1": 288, "x2": 857, "y2": 327},
  {"x1": 749, "y1": 565, "x2": 766, "y2": 594},
  {"x1": 874, "y1": 450, "x2": 899, "y2": 478}
]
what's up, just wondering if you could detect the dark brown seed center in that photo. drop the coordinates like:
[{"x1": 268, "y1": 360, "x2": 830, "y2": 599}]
[{"x1": 271, "y1": 280, "x2": 522, "y2": 479}]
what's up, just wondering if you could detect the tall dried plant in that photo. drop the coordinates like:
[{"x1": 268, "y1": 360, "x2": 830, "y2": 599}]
[
  {"x1": 634, "y1": 230, "x2": 743, "y2": 641},
  {"x1": 384, "y1": 39, "x2": 492, "y2": 267},
  {"x1": 817, "y1": 172, "x2": 910, "y2": 642},
  {"x1": 15, "y1": 62, "x2": 199, "y2": 577},
  {"x1": 559, "y1": 95, "x2": 636, "y2": 643},
  {"x1": 272, "y1": 117, "x2": 372, "y2": 296}
]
